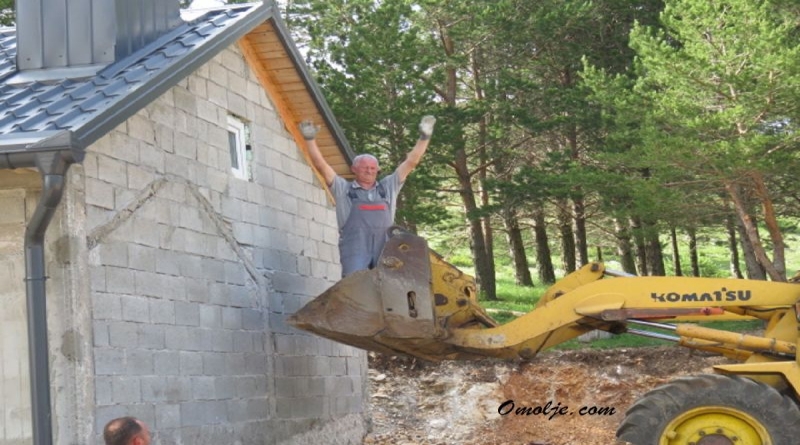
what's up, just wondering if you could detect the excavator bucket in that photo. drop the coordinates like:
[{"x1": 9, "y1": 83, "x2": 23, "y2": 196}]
[{"x1": 288, "y1": 228, "x2": 498, "y2": 360}]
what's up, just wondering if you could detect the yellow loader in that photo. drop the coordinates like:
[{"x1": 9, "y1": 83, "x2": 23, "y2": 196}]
[{"x1": 288, "y1": 228, "x2": 800, "y2": 444}]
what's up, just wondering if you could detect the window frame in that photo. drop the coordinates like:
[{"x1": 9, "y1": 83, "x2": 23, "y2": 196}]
[{"x1": 227, "y1": 115, "x2": 249, "y2": 180}]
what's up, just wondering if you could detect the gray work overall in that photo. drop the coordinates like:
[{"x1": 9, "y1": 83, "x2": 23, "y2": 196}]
[{"x1": 339, "y1": 183, "x2": 392, "y2": 276}]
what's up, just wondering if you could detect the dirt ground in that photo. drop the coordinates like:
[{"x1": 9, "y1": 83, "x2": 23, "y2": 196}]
[{"x1": 362, "y1": 346, "x2": 732, "y2": 445}]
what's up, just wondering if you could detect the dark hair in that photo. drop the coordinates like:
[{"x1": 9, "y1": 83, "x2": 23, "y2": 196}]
[{"x1": 103, "y1": 417, "x2": 142, "y2": 445}]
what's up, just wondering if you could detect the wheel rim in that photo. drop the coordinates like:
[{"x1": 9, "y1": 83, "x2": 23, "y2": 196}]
[{"x1": 660, "y1": 406, "x2": 771, "y2": 445}]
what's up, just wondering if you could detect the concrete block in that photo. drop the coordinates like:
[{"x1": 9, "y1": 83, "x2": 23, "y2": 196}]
[
  {"x1": 186, "y1": 279, "x2": 211, "y2": 303},
  {"x1": 202, "y1": 259, "x2": 226, "y2": 283},
  {"x1": 206, "y1": 329, "x2": 233, "y2": 353},
  {"x1": 149, "y1": 299, "x2": 175, "y2": 325},
  {"x1": 174, "y1": 85, "x2": 198, "y2": 114},
  {"x1": 231, "y1": 331, "x2": 254, "y2": 353},
  {"x1": 291, "y1": 397, "x2": 325, "y2": 419},
  {"x1": 180, "y1": 400, "x2": 228, "y2": 426},
  {"x1": 92, "y1": 292, "x2": 122, "y2": 320},
  {"x1": 197, "y1": 99, "x2": 218, "y2": 125},
  {"x1": 174, "y1": 301, "x2": 200, "y2": 326},
  {"x1": 191, "y1": 376, "x2": 217, "y2": 400},
  {"x1": 179, "y1": 255, "x2": 204, "y2": 279},
  {"x1": 141, "y1": 376, "x2": 168, "y2": 402},
  {"x1": 127, "y1": 164, "x2": 155, "y2": 191},
  {"x1": 221, "y1": 307, "x2": 241, "y2": 329},
  {"x1": 128, "y1": 113, "x2": 156, "y2": 145},
  {"x1": 139, "y1": 143, "x2": 165, "y2": 173},
  {"x1": 224, "y1": 353, "x2": 246, "y2": 376},
  {"x1": 240, "y1": 309, "x2": 262, "y2": 331},
  {"x1": 114, "y1": 187, "x2": 136, "y2": 211},
  {"x1": 95, "y1": 376, "x2": 113, "y2": 405},
  {"x1": 165, "y1": 326, "x2": 198, "y2": 351},
  {"x1": 154, "y1": 350, "x2": 181, "y2": 375},
  {"x1": 155, "y1": 404, "x2": 181, "y2": 430},
  {"x1": 179, "y1": 205, "x2": 204, "y2": 232},
  {"x1": 93, "y1": 320, "x2": 110, "y2": 347},
  {"x1": 121, "y1": 295, "x2": 150, "y2": 323},
  {"x1": 165, "y1": 153, "x2": 190, "y2": 178},
  {"x1": 226, "y1": 399, "x2": 251, "y2": 423},
  {"x1": 127, "y1": 349, "x2": 155, "y2": 375},
  {"x1": 106, "y1": 131, "x2": 141, "y2": 164},
  {"x1": 244, "y1": 353, "x2": 268, "y2": 374},
  {"x1": 85, "y1": 178, "x2": 115, "y2": 209},
  {"x1": 215, "y1": 376, "x2": 236, "y2": 400},
  {"x1": 329, "y1": 357, "x2": 347, "y2": 376},
  {"x1": 98, "y1": 156, "x2": 129, "y2": 187},
  {"x1": 202, "y1": 352, "x2": 226, "y2": 376},
  {"x1": 155, "y1": 249, "x2": 182, "y2": 276},
  {"x1": 150, "y1": 102, "x2": 177, "y2": 129},
  {"x1": 224, "y1": 262, "x2": 246, "y2": 286},
  {"x1": 234, "y1": 376, "x2": 267, "y2": 400},
  {"x1": 94, "y1": 348, "x2": 126, "y2": 375},
  {"x1": 128, "y1": 243, "x2": 155, "y2": 272},
  {"x1": 199, "y1": 305, "x2": 221, "y2": 328},
  {"x1": 108, "y1": 321, "x2": 139, "y2": 348},
  {"x1": 106, "y1": 266, "x2": 136, "y2": 295},
  {"x1": 162, "y1": 376, "x2": 192, "y2": 404},
  {"x1": 188, "y1": 75, "x2": 207, "y2": 99},
  {"x1": 180, "y1": 351, "x2": 203, "y2": 376},
  {"x1": 227, "y1": 92, "x2": 247, "y2": 119},
  {"x1": 138, "y1": 324, "x2": 166, "y2": 349},
  {"x1": 207, "y1": 81, "x2": 227, "y2": 109},
  {"x1": 133, "y1": 218, "x2": 160, "y2": 247},
  {"x1": 221, "y1": 197, "x2": 243, "y2": 222},
  {"x1": 134, "y1": 271, "x2": 166, "y2": 299}
]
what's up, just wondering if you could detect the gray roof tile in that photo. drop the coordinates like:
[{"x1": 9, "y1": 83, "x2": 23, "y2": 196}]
[{"x1": 0, "y1": 4, "x2": 268, "y2": 149}]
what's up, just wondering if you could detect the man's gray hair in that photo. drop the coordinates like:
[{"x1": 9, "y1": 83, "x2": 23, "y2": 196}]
[{"x1": 352, "y1": 154, "x2": 379, "y2": 167}]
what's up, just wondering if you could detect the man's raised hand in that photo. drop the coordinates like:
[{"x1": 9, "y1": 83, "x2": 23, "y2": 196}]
[
  {"x1": 299, "y1": 120, "x2": 320, "y2": 140},
  {"x1": 419, "y1": 115, "x2": 436, "y2": 140}
]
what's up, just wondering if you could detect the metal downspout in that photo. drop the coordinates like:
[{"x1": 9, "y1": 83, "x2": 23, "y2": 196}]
[{"x1": 25, "y1": 151, "x2": 72, "y2": 445}]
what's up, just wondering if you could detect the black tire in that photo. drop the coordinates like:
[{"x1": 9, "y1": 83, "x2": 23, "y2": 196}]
[{"x1": 617, "y1": 374, "x2": 800, "y2": 445}]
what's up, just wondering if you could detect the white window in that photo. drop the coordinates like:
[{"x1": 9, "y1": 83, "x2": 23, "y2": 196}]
[{"x1": 227, "y1": 115, "x2": 252, "y2": 181}]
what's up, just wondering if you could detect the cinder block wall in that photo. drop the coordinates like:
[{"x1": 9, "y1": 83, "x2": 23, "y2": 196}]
[
  {"x1": 0, "y1": 187, "x2": 36, "y2": 445},
  {"x1": 66, "y1": 45, "x2": 368, "y2": 445}
]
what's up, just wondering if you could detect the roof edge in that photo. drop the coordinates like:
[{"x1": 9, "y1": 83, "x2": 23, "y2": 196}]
[
  {"x1": 76, "y1": 3, "x2": 271, "y2": 148},
  {"x1": 265, "y1": 5, "x2": 355, "y2": 164}
]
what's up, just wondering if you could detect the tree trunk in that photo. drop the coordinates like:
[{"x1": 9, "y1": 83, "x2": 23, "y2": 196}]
[
  {"x1": 726, "y1": 180, "x2": 782, "y2": 281},
  {"x1": 645, "y1": 224, "x2": 665, "y2": 276},
  {"x1": 533, "y1": 207, "x2": 556, "y2": 284},
  {"x1": 630, "y1": 216, "x2": 648, "y2": 276},
  {"x1": 735, "y1": 210, "x2": 766, "y2": 280},
  {"x1": 434, "y1": 22, "x2": 496, "y2": 298},
  {"x1": 558, "y1": 201, "x2": 576, "y2": 274},
  {"x1": 687, "y1": 226, "x2": 700, "y2": 277},
  {"x1": 750, "y1": 171, "x2": 786, "y2": 280},
  {"x1": 573, "y1": 197, "x2": 588, "y2": 267},
  {"x1": 613, "y1": 217, "x2": 637, "y2": 275},
  {"x1": 474, "y1": 48, "x2": 497, "y2": 295},
  {"x1": 455, "y1": 148, "x2": 496, "y2": 300},
  {"x1": 726, "y1": 215, "x2": 743, "y2": 279},
  {"x1": 504, "y1": 208, "x2": 533, "y2": 286},
  {"x1": 670, "y1": 227, "x2": 682, "y2": 276}
]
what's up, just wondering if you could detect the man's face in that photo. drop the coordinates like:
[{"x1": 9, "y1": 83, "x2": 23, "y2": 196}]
[{"x1": 351, "y1": 157, "x2": 379, "y2": 187}]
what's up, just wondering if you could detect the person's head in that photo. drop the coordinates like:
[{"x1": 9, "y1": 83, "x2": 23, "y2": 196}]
[
  {"x1": 351, "y1": 154, "x2": 380, "y2": 188},
  {"x1": 103, "y1": 417, "x2": 151, "y2": 445}
]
